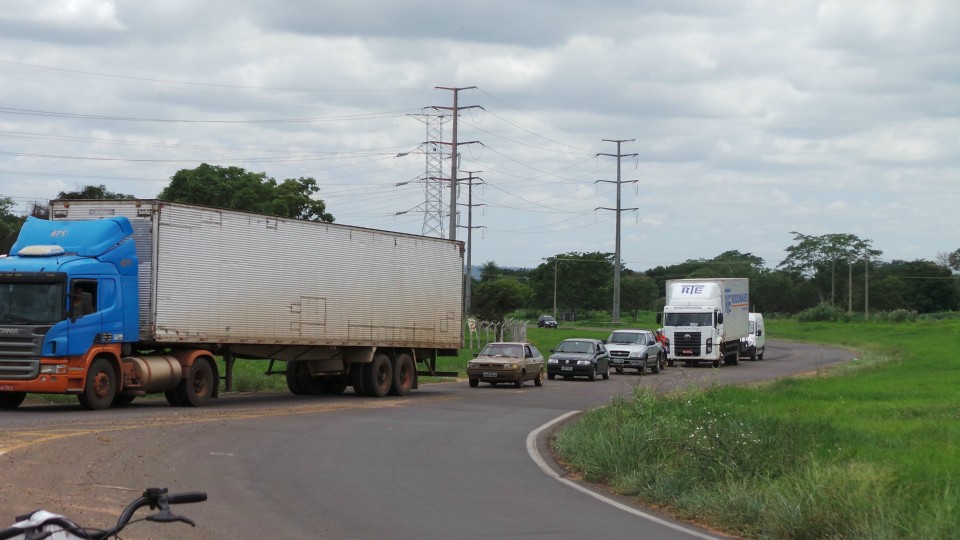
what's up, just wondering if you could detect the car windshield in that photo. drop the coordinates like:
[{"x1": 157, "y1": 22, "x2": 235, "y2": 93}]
[
  {"x1": 480, "y1": 343, "x2": 523, "y2": 358},
  {"x1": 556, "y1": 340, "x2": 593, "y2": 354},
  {"x1": 607, "y1": 332, "x2": 642, "y2": 344},
  {"x1": 541, "y1": 316, "x2": 555, "y2": 322}
]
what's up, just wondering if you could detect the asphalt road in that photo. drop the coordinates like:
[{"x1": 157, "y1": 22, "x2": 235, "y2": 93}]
[{"x1": 0, "y1": 340, "x2": 854, "y2": 539}]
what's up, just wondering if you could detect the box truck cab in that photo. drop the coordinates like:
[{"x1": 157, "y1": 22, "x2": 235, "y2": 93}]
[{"x1": 739, "y1": 312, "x2": 766, "y2": 361}]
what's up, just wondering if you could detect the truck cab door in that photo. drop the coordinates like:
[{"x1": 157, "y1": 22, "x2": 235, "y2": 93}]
[{"x1": 66, "y1": 279, "x2": 102, "y2": 356}]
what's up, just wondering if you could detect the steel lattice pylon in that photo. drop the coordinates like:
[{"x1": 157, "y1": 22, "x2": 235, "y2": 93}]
[{"x1": 414, "y1": 113, "x2": 448, "y2": 238}]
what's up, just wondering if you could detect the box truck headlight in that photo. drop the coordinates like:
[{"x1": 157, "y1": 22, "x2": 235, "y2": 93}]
[{"x1": 706, "y1": 338, "x2": 713, "y2": 353}]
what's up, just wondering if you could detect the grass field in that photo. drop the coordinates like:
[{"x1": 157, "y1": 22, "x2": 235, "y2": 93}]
[{"x1": 552, "y1": 318, "x2": 960, "y2": 539}]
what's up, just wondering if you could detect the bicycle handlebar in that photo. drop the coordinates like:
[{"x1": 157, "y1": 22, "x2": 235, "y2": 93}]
[{"x1": 2, "y1": 487, "x2": 207, "y2": 540}]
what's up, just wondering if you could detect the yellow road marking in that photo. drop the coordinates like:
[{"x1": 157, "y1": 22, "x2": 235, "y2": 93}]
[{"x1": 0, "y1": 394, "x2": 459, "y2": 455}]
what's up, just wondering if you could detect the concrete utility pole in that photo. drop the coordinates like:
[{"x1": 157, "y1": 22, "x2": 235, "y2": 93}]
[
  {"x1": 433, "y1": 86, "x2": 478, "y2": 241},
  {"x1": 596, "y1": 139, "x2": 638, "y2": 324},
  {"x1": 458, "y1": 171, "x2": 485, "y2": 314}
]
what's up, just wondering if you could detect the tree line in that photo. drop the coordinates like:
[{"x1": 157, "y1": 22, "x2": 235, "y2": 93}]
[{"x1": 3, "y1": 166, "x2": 958, "y2": 321}]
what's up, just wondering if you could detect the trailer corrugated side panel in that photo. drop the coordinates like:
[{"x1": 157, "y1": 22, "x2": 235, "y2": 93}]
[{"x1": 51, "y1": 200, "x2": 463, "y2": 349}]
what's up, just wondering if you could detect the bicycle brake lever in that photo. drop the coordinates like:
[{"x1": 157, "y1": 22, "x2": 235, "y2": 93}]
[{"x1": 147, "y1": 511, "x2": 196, "y2": 527}]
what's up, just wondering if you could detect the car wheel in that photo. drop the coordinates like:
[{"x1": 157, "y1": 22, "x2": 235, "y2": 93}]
[
  {"x1": 547, "y1": 373, "x2": 556, "y2": 380},
  {"x1": 588, "y1": 366, "x2": 596, "y2": 381},
  {"x1": 651, "y1": 358, "x2": 660, "y2": 374},
  {"x1": 469, "y1": 378, "x2": 479, "y2": 388},
  {"x1": 514, "y1": 372, "x2": 524, "y2": 388},
  {"x1": 534, "y1": 369, "x2": 544, "y2": 387},
  {"x1": 602, "y1": 364, "x2": 610, "y2": 380},
  {"x1": 758, "y1": 348, "x2": 765, "y2": 360}
]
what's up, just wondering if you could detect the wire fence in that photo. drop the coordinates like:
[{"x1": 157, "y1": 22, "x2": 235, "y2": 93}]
[{"x1": 466, "y1": 318, "x2": 527, "y2": 349}]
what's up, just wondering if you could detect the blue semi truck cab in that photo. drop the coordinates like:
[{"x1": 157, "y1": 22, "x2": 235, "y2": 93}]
[{"x1": 0, "y1": 216, "x2": 143, "y2": 409}]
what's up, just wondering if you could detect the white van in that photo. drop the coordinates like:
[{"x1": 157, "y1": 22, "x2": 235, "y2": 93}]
[{"x1": 739, "y1": 312, "x2": 766, "y2": 360}]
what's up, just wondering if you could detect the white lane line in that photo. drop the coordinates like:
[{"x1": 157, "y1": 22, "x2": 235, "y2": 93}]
[{"x1": 526, "y1": 411, "x2": 721, "y2": 540}]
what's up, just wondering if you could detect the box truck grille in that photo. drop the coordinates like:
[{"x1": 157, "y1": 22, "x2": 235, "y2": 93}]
[
  {"x1": 672, "y1": 331, "x2": 702, "y2": 356},
  {"x1": 0, "y1": 327, "x2": 44, "y2": 379}
]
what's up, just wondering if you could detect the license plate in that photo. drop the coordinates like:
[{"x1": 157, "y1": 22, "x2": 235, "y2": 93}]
[
  {"x1": 561, "y1": 366, "x2": 573, "y2": 371},
  {"x1": 682, "y1": 349, "x2": 693, "y2": 355},
  {"x1": 483, "y1": 372, "x2": 498, "y2": 378}
]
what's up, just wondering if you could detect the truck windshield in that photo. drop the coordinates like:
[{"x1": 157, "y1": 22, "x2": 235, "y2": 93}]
[
  {"x1": 664, "y1": 312, "x2": 713, "y2": 327},
  {"x1": 0, "y1": 282, "x2": 66, "y2": 324}
]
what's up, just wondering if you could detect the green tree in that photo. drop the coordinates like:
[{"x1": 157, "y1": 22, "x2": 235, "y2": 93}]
[
  {"x1": 0, "y1": 197, "x2": 24, "y2": 254},
  {"x1": 57, "y1": 184, "x2": 135, "y2": 200},
  {"x1": 872, "y1": 260, "x2": 959, "y2": 313},
  {"x1": 471, "y1": 278, "x2": 533, "y2": 322},
  {"x1": 778, "y1": 232, "x2": 882, "y2": 305},
  {"x1": 620, "y1": 273, "x2": 658, "y2": 321},
  {"x1": 159, "y1": 164, "x2": 333, "y2": 222},
  {"x1": 528, "y1": 252, "x2": 614, "y2": 316}
]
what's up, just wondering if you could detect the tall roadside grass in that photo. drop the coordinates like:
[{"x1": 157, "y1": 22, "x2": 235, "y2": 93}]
[{"x1": 553, "y1": 318, "x2": 960, "y2": 539}]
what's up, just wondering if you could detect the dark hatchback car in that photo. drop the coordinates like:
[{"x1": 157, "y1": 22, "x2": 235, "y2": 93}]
[
  {"x1": 537, "y1": 315, "x2": 558, "y2": 328},
  {"x1": 547, "y1": 338, "x2": 610, "y2": 381}
]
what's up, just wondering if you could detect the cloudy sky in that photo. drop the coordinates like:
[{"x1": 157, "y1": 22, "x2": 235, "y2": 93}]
[{"x1": 1, "y1": 0, "x2": 957, "y2": 272}]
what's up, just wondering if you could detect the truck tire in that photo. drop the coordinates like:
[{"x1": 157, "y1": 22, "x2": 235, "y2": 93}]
[
  {"x1": 389, "y1": 352, "x2": 415, "y2": 396},
  {"x1": 758, "y1": 348, "x2": 765, "y2": 360},
  {"x1": 363, "y1": 353, "x2": 393, "y2": 397},
  {"x1": 78, "y1": 357, "x2": 117, "y2": 410},
  {"x1": 0, "y1": 392, "x2": 26, "y2": 409},
  {"x1": 285, "y1": 363, "x2": 308, "y2": 395},
  {"x1": 173, "y1": 357, "x2": 215, "y2": 407},
  {"x1": 111, "y1": 394, "x2": 137, "y2": 407},
  {"x1": 351, "y1": 365, "x2": 368, "y2": 396}
]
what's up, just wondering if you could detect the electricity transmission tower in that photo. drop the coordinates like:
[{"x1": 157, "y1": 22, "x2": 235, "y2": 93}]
[{"x1": 412, "y1": 112, "x2": 448, "y2": 238}]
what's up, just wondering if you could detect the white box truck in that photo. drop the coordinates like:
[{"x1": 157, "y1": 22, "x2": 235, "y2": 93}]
[
  {"x1": 658, "y1": 278, "x2": 749, "y2": 368},
  {"x1": 0, "y1": 199, "x2": 463, "y2": 410}
]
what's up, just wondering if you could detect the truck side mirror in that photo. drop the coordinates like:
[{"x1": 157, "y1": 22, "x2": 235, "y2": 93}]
[
  {"x1": 757, "y1": 329, "x2": 762, "y2": 336},
  {"x1": 716, "y1": 312, "x2": 724, "y2": 325}
]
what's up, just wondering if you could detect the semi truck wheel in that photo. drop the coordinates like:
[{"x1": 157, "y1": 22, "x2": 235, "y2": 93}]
[
  {"x1": 0, "y1": 392, "x2": 26, "y2": 409},
  {"x1": 389, "y1": 353, "x2": 415, "y2": 396},
  {"x1": 363, "y1": 353, "x2": 393, "y2": 397},
  {"x1": 78, "y1": 357, "x2": 116, "y2": 410},
  {"x1": 285, "y1": 363, "x2": 308, "y2": 395},
  {"x1": 351, "y1": 365, "x2": 368, "y2": 396},
  {"x1": 174, "y1": 357, "x2": 215, "y2": 407}
]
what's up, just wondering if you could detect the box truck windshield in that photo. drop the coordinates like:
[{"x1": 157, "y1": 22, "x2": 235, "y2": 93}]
[{"x1": 663, "y1": 312, "x2": 713, "y2": 327}]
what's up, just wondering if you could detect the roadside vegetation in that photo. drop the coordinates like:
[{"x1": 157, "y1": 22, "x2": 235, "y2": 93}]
[{"x1": 552, "y1": 317, "x2": 960, "y2": 539}]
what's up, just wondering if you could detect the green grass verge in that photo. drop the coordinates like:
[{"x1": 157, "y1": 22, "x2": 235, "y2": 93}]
[{"x1": 552, "y1": 318, "x2": 960, "y2": 539}]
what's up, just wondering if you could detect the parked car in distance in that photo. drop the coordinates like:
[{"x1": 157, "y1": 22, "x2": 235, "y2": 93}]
[
  {"x1": 605, "y1": 329, "x2": 665, "y2": 374},
  {"x1": 537, "y1": 315, "x2": 558, "y2": 328},
  {"x1": 547, "y1": 338, "x2": 610, "y2": 381},
  {"x1": 467, "y1": 342, "x2": 545, "y2": 388}
]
